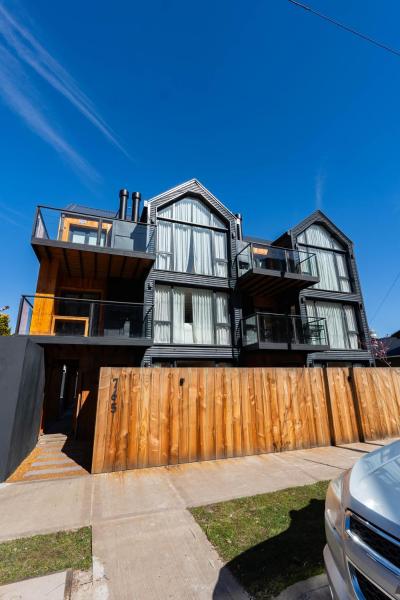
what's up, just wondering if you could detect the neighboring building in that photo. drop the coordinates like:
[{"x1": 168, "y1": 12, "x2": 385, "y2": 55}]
[
  {"x1": 15, "y1": 179, "x2": 373, "y2": 437},
  {"x1": 376, "y1": 331, "x2": 400, "y2": 366}
]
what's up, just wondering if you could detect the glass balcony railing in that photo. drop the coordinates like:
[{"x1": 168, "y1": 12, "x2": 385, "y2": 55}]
[
  {"x1": 16, "y1": 295, "x2": 153, "y2": 341},
  {"x1": 241, "y1": 312, "x2": 329, "y2": 348},
  {"x1": 32, "y1": 206, "x2": 156, "y2": 254},
  {"x1": 236, "y1": 242, "x2": 317, "y2": 278}
]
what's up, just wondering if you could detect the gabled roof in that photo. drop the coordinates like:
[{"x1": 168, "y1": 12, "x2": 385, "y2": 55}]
[
  {"x1": 63, "y1": 203, "x2": 117, "y2": 219},
  {"x1": 146, "y1": 178, "x2": 238, "y2": 223},
  {"x1": 279, "y1": 209, "x2": 353, "y2": 248}
]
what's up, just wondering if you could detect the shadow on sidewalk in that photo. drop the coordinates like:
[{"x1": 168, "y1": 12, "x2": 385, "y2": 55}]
[{"x1": 213, "y1": 499, "x2": 326, "y2": 599}]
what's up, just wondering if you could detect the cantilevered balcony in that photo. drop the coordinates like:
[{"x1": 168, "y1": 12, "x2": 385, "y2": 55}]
[
  {"x1": 31, "y1": 206, "x2": 156, "y2": 279},
  {"x1": 241, "y1": 312, "x2": 329, "y2": 351},
  {"x1": 16, "y1": 295, "x2": 153, "y2": 346},
  {"x1": 236, "y1": 243, "x2": 319, "y2": 296}
]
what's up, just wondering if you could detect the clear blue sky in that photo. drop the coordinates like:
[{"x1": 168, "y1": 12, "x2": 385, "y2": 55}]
[{"x1": 1, "y1": 0, "x2": 399, "y2": 335}]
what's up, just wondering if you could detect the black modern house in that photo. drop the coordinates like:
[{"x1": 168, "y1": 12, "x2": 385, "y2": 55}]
[{"x1": 15, "y1": 178, "x2": 373, "y2": 437}]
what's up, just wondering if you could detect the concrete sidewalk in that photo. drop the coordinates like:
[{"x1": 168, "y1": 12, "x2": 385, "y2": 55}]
[{"x1": 0, "y1": 439, "x2": 395, "y2": 599}]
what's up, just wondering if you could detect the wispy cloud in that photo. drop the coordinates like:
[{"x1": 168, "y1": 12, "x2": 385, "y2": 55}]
[
  {"x1": 315, "y1": 170, "x2": 326, "y2": 209},
  {"x1": 0, "y1": 43, "x2": 100, "y2": 182},
  {"x1": 0, "y1": 3, "x2": 131, "y2": 183},
  {"x1": 0, "y1": 4, "x2": 130, "y2": 158}
]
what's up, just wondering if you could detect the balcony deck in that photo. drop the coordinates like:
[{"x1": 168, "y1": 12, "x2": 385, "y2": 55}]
[
  {"x1": 236, "y1": 243, "x2": 319, "y2": 296},
  {"x1": 241, "y1": 312, "x2": 329, "y2": 352},
  {"x1": 16, "y1": 296, "x2": 154, "y2": 347},
  {"x1": 31, "y1": 206, "x2": 156, "y2": 279}
]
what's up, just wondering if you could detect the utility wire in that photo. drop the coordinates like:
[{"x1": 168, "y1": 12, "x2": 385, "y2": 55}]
[
  {"x1": 287, "y1": 0, "x2": 400, "y2": 58},
  {"x1": 370, "y1": 270, "x2": 400, "y2": 323},
  {"x1": 288, "y1": 0, "x2": 400, "y2": 324}
]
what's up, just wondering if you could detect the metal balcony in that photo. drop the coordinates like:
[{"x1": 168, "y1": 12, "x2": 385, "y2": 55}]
[
  {"x1": 31, "y1": 206, "x2": 156, "y2": 279},
  {"x1": 241, "y1": 312, "x2": 329, "y2": 351},
  {"x1": 236, "y1": 242, "x2": 319, "y2": 296},
  {"x1": 16, "y1": 295, "x2": 154, "y2": 346}
]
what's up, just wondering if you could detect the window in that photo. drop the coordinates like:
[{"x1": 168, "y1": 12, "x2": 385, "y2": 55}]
[
  {"x1": 68, "y1": 225, "x2": 106, "y2": 247},
  {"x1": 154, "y1": 285, "x2": 231, "y2": 345},
  {"x1": 305, "y1": 300, "x2": 360, "y2": 350},
  {"x1": 298, "y1": 225, "x2": 351, "y2": 292},
  {"x1": 156, "y1": 197, "x2": 228, "y2": 277}
]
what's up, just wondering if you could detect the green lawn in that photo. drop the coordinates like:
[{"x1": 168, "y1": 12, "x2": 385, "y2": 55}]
[
  {"x1": 191, "y1": 480, "x2": 329, "y2": 599},
  {"x1": 0, "y1": 527, "x2": 92, "y2": 585}
]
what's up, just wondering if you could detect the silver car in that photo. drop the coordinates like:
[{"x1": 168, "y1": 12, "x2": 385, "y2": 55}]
[{"x1": 324, "y1": 439, "x2": 400, "y2": 599}]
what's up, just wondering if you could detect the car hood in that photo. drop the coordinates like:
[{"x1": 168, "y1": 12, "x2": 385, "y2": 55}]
[{"x1": 346, "y1": 440, "x2": 400, "y2": 539}]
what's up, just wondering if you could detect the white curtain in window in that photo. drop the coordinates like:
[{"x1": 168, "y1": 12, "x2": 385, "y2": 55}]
[
  {"x1": 336, "y1": 254, "x2": 351, "y2": 292},
  {"x1": 314, "y1": 249, "x2": 339, "y2": 291},
  {"x1": 172, "y1": 287, "x2": 185, "y2": 343},
  {"x1": 173, "y1": 198, "x2": 192, "y2": 221},
  {"x1": 191, "y1": 199, "x2": 210, "y2": 225},
  {"x1": 192, "y1": 289, "x2": 214, "y2": 344},
  {"x1": 215, "y1": 292, "x2": 230, "y2": 345},
  {"x1": 156, "y1": 221, "x2": 173, "y2": 269},
  {"x1": 154, "y1": 286, "x2": 171, "y2": 343},
  {"x1": 158, "y1": 204, "x2": 173, "y2": 218},
  {"x1": 343, "y1": 305, "x2": 359, "y2": 349},
  {"x1": 314, "y1": 301, "x2": 347, "y2": 349},
  {"x1": 214, "y1": 231, "x2": 228, "y2": 277},
  {"x1": 173, "y1": 223, "x2": 191, "y2": 272},
  {"x1": 193, "y1": 227, "x2": 213, "y2": 275}
]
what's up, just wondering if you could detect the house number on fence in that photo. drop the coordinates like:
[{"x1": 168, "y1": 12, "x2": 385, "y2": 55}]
[{"x1": 111, "y1": 378, "x2": 118, "y2": 413}]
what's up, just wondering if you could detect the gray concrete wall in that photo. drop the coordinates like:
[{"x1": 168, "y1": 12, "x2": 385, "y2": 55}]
[{"x1": 0, "y1": 336, "x2": 44, "y2": 481}]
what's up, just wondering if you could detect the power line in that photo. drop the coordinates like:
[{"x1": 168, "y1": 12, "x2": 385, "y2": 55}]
[
  {"x1": 287, "y1": 0, "x2": 400, "y2": 58},
  {"x1": 371, "y1": 269, "x2": 400, "y2": 323}
]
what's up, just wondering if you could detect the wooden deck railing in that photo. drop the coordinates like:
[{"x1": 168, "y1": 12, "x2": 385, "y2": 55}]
[{"x1": 92, "y1": 367, "x2": 400, "y2": 474}]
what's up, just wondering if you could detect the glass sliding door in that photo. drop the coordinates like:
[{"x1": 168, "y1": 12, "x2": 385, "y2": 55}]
[{"x1": 305, "y1": 300, "x2": 360, "y2": 349}]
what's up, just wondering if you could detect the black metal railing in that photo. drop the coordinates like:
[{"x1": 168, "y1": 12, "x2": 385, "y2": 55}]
[
  {"x1": 236, "y1": 242, "x2": 317, "y2": 278},
  {"x1": 16, "y1": 295, "x2": 153, "y2": 340},
  {"x1": 241, "y1": 312, "x2": 328, "y2": 347},
  {"x1": 32, "y1": 206, "x2": 156, "y2": 254}
]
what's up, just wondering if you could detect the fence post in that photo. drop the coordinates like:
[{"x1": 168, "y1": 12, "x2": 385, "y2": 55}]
[
  {"x1": 322, "y1": 368, "x2": 336, "y2": 446},
  {"x1": 348, "y1": 367, "x2": 365, "y2": 443}
]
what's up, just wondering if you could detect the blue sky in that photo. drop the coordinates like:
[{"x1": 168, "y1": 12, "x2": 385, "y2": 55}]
[{"x1": 1, "y1": 0, "x2": 399, "y2": 335}]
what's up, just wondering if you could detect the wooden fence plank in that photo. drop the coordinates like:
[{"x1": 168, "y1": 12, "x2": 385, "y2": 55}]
[{"x1": 91, "y1": 367, "x2": 400, "y2": 474}]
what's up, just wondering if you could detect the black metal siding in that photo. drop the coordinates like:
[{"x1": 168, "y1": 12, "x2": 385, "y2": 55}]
[
  {"x1": 289, "y1": 211, "x2": 373, "y2": 365},
  {"x1": 143, "y1": 179, "x2": 241, "y2": 366}
]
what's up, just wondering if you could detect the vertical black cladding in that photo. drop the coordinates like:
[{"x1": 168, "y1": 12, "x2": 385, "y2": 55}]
[
  {"x1": 118, "y1": 188, "x2": 129, "y2": 220},
  {"x1": 131, "y1": 192, "x2": 141, "y2": 222}
]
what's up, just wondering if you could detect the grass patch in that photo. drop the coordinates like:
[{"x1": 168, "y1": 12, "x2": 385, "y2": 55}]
[
  {"x1": 191, "y1": 480, "x2": 329, "y2": 599},
  {"x1": 0, "y1": 527, "x2": 92, "y2": 585}
]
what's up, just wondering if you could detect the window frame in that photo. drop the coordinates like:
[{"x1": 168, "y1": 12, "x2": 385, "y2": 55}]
[
  {"x1": 298, "y1": 226, "x2": 352, "y2": 293},
  {"x1": 155, "y1": 197, "x2": 229, "y2": 278},
  {"x1": 153, "y1": 285, "x2": 232, "y2": 347},
  {"x1": 305, "y1": 300, "x2": 361, "y2": 350}
]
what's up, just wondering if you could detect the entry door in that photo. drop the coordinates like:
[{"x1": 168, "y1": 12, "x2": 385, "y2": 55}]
[{"x1": 42, "y1": 360, "x2": 79, "y2": 434}]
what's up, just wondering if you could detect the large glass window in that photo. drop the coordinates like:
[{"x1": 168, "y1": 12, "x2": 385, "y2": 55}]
[
  {"x1": 68, "y1": 225, "x2": 106, "y2": 247},
  {"x1": 154, "y1": 285, "x2": 231, "y2": 345},
  {"x1": 156, "y1": 197, "x2": 228, "y2": 277},
  {"x1": 305, "y1": 300, "x2": 360, "y2": 349},
  {"x1": 298, "y1": 225, "x2": 351, "y2": 292}
]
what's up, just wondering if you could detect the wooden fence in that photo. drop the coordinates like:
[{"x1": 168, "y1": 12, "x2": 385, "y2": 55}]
[{"x1": 92, "y1": 367, "x2": 400, "y2": 474}]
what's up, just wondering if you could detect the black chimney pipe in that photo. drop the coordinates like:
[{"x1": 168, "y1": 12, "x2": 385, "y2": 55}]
[
  {"x1": 118, "y1": 189, "x2": 129, "y2": 220},
  {"x1": 131, "y1": 192, "x2": 141, "y2": 222}
]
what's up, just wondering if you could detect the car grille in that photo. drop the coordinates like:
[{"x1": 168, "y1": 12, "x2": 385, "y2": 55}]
[
  {"x1": 348, "y1": 513, "x2": 400, "y2": 573},
  {"x1": 349, "y1": 565, "x2": 391, "y2": 600}
]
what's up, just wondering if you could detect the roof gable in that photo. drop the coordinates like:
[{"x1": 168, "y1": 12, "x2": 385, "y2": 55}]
[
  {"x1": 146, "y1": 179, "x2": 237, "y2": 224},
  {"x1": 289, "y1": 210, "x2": 353, "y2": 247}
]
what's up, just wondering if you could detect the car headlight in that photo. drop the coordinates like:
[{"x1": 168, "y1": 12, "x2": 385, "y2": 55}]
[{"x1": 325, "y1": 472, "x2": 345, "y2": 534}]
